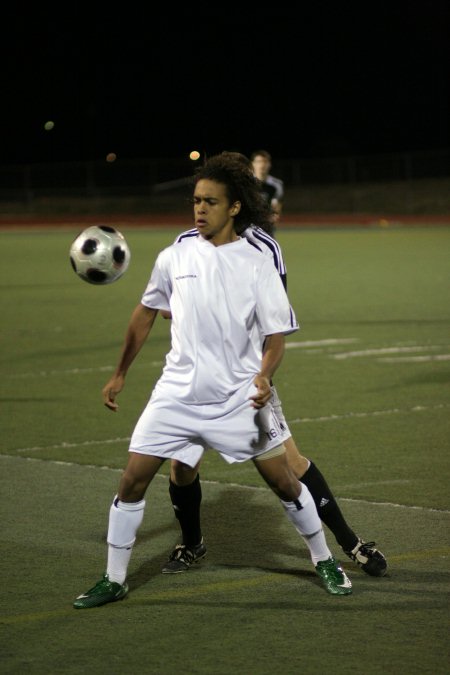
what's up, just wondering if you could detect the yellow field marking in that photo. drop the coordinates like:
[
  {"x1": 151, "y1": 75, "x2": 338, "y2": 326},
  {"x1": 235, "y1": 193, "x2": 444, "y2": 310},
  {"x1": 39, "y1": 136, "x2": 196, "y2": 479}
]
[
  {"x1": 1, "y1": 608, "x2": 72, "y2": 626},
  {"x1": 132, "y1": 573, "x2": 286, "y2": 603},
  {"x1": 2, "y1": 549, "x2": 450, "y2": 627},
  {"x1": 388, "y1": 547, "x2": 450, "y2": 562},
  {"x1": 0, "y1": 573, "x2": 283, "y2": 626}
]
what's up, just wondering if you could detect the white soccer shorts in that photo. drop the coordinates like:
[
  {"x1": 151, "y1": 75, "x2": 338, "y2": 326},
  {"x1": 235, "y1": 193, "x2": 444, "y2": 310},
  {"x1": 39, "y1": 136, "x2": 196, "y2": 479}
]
[
  {"x1": 270, "y1": 385, "x2": 292, "y2": 437},
  {"x1": 129, "y1": 379, "x2": 291, "y2": 467}
]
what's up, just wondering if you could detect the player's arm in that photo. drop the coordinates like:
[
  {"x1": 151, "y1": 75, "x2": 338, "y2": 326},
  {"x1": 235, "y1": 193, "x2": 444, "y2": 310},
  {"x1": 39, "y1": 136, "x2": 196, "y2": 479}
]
[
  {"x1": 102, "y1": 303, "x2": 158, "y2": 411},
  {"x1": 250, "y1": 333, "x2": 285, "y2": 409}
]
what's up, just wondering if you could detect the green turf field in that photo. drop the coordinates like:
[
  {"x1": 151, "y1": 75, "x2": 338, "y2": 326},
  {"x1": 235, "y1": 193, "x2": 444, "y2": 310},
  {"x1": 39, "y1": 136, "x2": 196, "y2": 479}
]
[{"x1": 1, "y1": 225, "x2": 449, "y2": 674}]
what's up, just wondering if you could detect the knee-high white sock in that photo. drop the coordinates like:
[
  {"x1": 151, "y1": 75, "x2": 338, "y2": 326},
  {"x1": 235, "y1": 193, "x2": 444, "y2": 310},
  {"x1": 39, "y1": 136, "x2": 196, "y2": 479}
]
[
  {"x1": 106, "y1": 496, "x2": 146, "y2": 584},
  {"x1": 280, "y1": 482, "x2": 332, "y2": 566}
]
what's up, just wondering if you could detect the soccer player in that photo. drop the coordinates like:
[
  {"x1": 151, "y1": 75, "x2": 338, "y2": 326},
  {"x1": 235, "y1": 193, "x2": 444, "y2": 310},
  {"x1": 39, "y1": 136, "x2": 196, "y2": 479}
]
[
  {"x1": 166, "y1": 222, "x2": 387, "y2": 578},
  {"x1": 74, "y1": 152, "x2": 352, "y2": 609},
  {"x1": 251, "y1": 149, "x2": 284, "y2": 223}
]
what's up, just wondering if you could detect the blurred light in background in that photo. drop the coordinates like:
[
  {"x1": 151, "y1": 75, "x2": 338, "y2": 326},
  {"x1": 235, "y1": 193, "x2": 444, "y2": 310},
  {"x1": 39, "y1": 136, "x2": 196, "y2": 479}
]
[
  {"x1": 189, "y1": 150, "x2": 200, "y2": 161},
  {"x1": 106, "y1": 152, "x2": 117, "y2": 162}
]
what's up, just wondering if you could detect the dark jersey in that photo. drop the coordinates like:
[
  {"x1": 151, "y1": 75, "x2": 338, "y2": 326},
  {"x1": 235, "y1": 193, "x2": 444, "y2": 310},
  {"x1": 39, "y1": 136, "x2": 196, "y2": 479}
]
[{"x1": 258, "y1": 179, "x2": 278, "y2": 206}]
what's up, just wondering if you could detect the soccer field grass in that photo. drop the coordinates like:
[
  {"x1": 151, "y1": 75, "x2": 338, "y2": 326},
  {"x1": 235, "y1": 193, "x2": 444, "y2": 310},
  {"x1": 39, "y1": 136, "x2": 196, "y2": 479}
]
[{"x1": 1, "y1": 225, "x2": 449, "y2": 674}]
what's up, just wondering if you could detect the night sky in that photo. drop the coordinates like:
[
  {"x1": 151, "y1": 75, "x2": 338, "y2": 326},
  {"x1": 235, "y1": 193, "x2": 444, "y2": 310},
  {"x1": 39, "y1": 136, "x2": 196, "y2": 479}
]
[{"x1": 2, "y1": 2, "x2": 449, "y2": 165}]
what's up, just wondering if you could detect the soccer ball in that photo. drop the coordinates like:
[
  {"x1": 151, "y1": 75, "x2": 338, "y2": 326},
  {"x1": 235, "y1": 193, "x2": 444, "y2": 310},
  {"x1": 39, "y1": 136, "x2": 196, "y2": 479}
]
[{"x1": 69, "y1": 225, "x2": 131, "y2": 285}]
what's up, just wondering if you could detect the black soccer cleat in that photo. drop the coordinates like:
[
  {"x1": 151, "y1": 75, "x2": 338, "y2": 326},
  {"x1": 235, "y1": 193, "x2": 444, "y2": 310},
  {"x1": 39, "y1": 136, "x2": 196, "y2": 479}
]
[
  {"x1": 162, "y1": 540, "x2": 207, "y2": 573},
  {"x1": 344, "y1": 538, "x2": 387, "y2": 577}
]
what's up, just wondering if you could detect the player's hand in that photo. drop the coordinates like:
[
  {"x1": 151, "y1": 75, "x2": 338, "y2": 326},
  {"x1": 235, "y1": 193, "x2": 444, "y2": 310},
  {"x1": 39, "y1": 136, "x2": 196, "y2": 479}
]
[
  {"x1": 250, "y1": 375, "x2": 271, "y2": 409},
  {"x1": 102, "y1": 374, "x2": 125, "y2": 412}
]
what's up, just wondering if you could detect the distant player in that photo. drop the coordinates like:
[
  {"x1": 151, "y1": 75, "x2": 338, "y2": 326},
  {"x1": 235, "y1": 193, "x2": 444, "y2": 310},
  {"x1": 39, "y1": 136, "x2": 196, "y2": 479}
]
[{"x1": 251, "y1": 149, "x2": 284, "y2": 223}]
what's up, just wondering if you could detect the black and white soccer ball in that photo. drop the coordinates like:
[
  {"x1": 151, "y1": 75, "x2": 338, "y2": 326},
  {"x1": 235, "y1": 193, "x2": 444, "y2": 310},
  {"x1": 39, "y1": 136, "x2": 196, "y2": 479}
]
[{"x1": 70, "y1": 225, "x2": 131, "y2": 285}]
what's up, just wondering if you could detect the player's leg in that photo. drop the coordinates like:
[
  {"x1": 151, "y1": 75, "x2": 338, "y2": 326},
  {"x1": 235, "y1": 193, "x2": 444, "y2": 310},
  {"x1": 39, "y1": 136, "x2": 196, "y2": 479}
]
[
  {"x1": 169, "y1": 460, "x2": 202, "y2": 547},
  {"x1": 107, "y1": 452, "x2": 164, "y2": 579},
  {"x1": 253, "y1": 447, "x2": 352, "y2": 595},
  {"x1": 74, "y1": 452, "x2": 164, "y2": 609},
  {"x1": 162, "y1": 459, "x2": 206, "y2": 573},
  {"x1": 200, "y1": 383, "x2": 350, "y2": 593},
  {"x1": 271, "y1": 386, "x2": 387, "y2": 577},
  {"x1": 285, "y1": 436, "x2": 387, "y2": 576},
  {"x1": 285, "y1": 436, "x2": 358, "y2": 548}
]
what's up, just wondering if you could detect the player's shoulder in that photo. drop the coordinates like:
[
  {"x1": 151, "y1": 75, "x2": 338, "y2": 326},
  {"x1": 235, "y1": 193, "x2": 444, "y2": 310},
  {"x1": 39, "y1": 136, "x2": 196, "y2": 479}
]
[
  {"x1": 266, "y1": 174, "x2": 284, "y2": 199},
  {"x1": 242, "y1": 226, "x2": 286, "y2": 273},
  {"x1": 173, "y1": 228, "x2": 198, "y2": 244},
  {"x1": 157, "y1": 229, "x2": 197, "y2": 261},
  {"x1": 238, "y1": 239, "x2": 276, "y2": 275},
  {"x1": 266, "y1": 174, "x2": 284, "y2": 189},
  {"x1": 243, "y1": 225, "x2": 280, "y2": 252},
  {"x1": 158, "y1": 232, "x2": 196, "y2": 263}
]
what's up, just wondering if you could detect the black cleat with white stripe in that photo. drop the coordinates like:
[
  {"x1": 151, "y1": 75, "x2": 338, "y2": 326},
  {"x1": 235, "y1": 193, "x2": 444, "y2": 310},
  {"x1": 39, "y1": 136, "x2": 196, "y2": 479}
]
[{"x1": 344, "y1": 538, "x2": 387, "y2": 576}]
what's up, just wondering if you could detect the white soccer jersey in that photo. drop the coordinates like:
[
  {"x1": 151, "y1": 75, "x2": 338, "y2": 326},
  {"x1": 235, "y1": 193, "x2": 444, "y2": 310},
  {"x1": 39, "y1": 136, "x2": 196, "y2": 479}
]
[
  {"x1": 175, "y1": 226, "x2": 288, "y2": 287},
  {"x1": 141, "y1": 235, "x2": 298, "y2": 405}
]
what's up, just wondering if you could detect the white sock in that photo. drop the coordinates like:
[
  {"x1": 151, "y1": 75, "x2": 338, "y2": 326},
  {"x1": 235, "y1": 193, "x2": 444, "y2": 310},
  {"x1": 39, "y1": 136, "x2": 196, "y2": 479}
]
[
  {"x1": 107, "y1": 546, "x2": 134, "y2": 585},
  {"x1": 106, "y1": 496, "x2": 145, "y2": 584},
  {"x1": 280, "y1": 482, "x2": 332, "y2": 566}
]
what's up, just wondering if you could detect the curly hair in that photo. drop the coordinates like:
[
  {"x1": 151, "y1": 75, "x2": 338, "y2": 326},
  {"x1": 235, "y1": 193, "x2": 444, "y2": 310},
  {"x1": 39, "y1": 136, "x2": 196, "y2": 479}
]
[{"x1": 192, "y1": 152, "x2": 274, "y2": 235}]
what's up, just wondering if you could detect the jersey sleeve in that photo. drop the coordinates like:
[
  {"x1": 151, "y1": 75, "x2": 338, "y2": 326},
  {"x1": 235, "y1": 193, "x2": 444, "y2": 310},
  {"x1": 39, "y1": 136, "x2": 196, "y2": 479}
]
[
  {"x1": 255, "y1": 259, "x2": 299, "y2": 336},
  {"x1": 140, "y1": 250, "x2": 172, "y2": 311},
  {"x1": 244, "y1": 227, "x2": 288, "y2": 290}
]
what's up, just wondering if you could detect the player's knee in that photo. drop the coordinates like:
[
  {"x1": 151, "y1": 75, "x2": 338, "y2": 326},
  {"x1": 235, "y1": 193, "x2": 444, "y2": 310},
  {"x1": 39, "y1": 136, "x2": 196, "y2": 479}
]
[
  {"x1": 287, "y1": 452, "x2": 309, "y2": 478},
  {"x1": 273, "y1": 472, "x2": 300, "y2": 501},
  {"x1": 254, "y1": 448, "x2": 299, "y2": 500},
  {"x1": 118, "y1": 470, "x2": 148, "y2": 502},
  {"x1": 170, "y1": 459, "x2": 199, "y2": 486}
]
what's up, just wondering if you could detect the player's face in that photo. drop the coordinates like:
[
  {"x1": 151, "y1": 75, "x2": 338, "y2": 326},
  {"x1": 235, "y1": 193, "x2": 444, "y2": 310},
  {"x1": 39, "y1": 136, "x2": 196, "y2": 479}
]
[
  {"x1": 252, "y1": 155, "x2": 271, "y2": 180},
  {"x1": 193, "y1": 179, "x2": 241, "y2": 245}
]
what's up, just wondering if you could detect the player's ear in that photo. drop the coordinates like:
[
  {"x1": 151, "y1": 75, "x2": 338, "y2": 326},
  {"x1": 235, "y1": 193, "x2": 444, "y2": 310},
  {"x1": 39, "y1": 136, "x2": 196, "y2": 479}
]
[{"x1": 230, "y1": 201, "x2": 241, "y2": 216}]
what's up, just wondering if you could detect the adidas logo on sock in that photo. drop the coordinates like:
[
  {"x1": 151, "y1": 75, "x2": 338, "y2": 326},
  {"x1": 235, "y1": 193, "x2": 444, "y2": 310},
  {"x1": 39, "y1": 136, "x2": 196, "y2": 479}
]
[{"x1": 319, "y1": 498, "x2": 329, "y2": 508}]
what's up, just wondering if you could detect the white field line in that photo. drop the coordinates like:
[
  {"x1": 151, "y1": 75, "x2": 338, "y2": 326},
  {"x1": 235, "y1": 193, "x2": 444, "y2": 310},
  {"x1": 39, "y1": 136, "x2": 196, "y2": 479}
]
[
  {"x1": 335, "y1": 479, "x2": 412, "y2": 489},
  {"x1": 378, "y1": 354, "x2": 450, "y2": 363},
  {"x1": 14, "y1": 437, "x2": 131, "y2": 453},
  {"x1": 287, "y1": 402, "x2": 450, "y2": 425},
  {"x1": 1, "y1": 453, "x2": 449, "y2": 515},
  {"x1": 9, "y1": 361, "x2": 164, "y2": 379},
  {"x1": 285, "y1": 338, "x2": 359, "y2": 349},
  {"x1": 8, "y1": 341, "x2": 448, "y2": 379},
  {"x1": 9, "y1": 402, "x2": 449, "y2": 455},
  {"x1": 331, "y1": 345, "x2": 447, "y2": 360},
  {"x1": 7, "y1": 339, "x2": 358, "y2": 379},
  {"x1": 338, "y1": 497, "x2": 450, "y2": 514}
]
